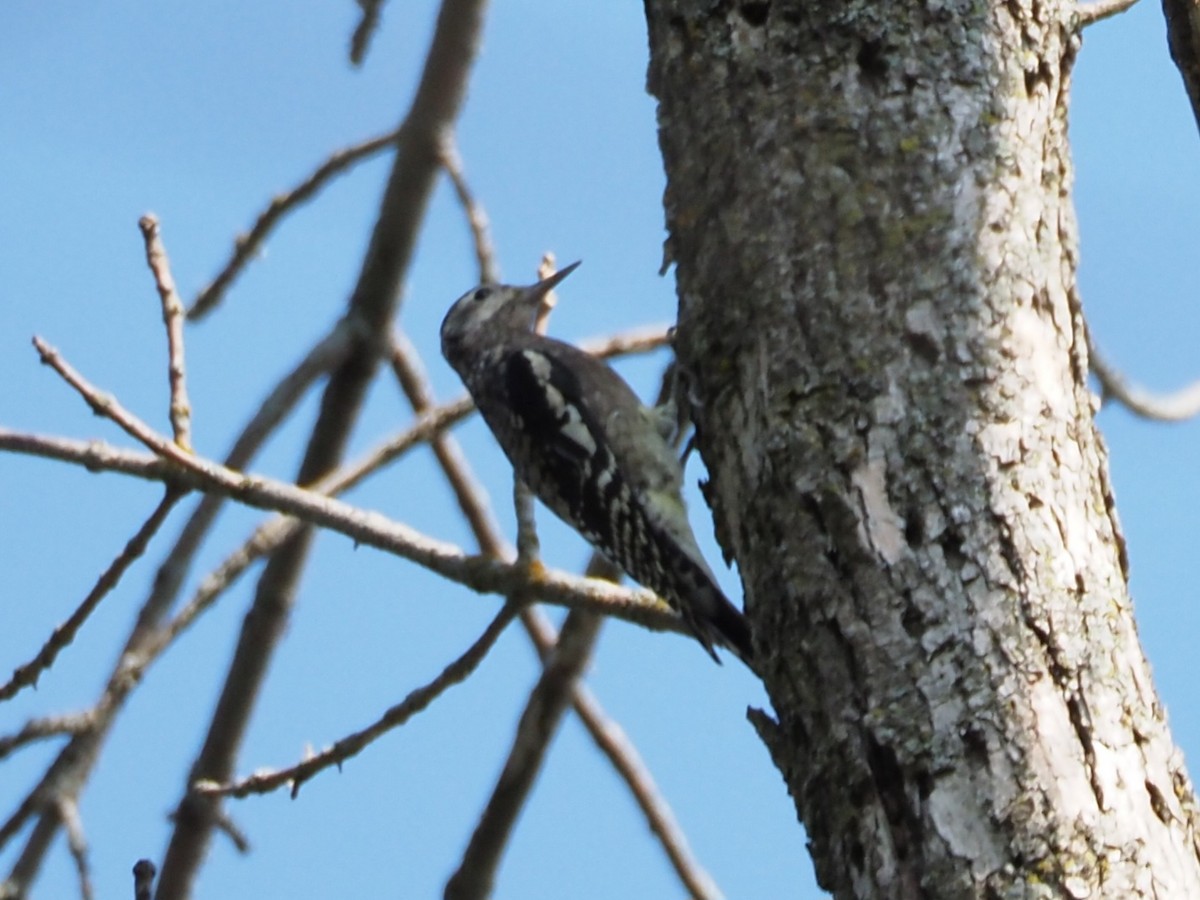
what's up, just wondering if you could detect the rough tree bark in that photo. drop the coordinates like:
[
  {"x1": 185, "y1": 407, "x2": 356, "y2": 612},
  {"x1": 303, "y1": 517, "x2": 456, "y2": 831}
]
[{"x1": 646, "y1": 1, "x2": 1200, "y2": 897}]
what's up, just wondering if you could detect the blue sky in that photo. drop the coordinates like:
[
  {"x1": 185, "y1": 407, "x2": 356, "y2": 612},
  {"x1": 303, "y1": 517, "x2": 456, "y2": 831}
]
[{"x1": 2, "y1": 3, "x2": 1198, "y2": 899}]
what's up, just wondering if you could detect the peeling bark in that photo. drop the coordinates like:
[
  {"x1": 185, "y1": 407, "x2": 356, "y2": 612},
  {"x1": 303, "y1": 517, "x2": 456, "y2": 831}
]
[{"x1": 645, "y1": 1, "x2": 1200, "y2": 896}]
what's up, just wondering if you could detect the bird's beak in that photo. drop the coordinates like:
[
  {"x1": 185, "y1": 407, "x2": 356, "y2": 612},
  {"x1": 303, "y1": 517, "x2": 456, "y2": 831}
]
[{"x1": 526, "y1": 260, "x2": 581, "y2": 300}]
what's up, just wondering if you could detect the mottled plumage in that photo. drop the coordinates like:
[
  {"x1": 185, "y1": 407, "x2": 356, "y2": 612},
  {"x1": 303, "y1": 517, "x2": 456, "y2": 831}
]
[{"x1": 441, "y1": 262, "x2": 752, "y2": 664}]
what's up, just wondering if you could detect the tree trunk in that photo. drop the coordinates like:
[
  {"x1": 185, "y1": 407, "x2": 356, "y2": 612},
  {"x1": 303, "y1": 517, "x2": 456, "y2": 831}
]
[{"x1": 645, "y1": 1, "x2": 1200, "y2": 896}]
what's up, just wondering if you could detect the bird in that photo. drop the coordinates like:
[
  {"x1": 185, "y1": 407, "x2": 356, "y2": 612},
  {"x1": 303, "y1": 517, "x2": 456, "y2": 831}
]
[{"x1": 440, "y1": 261, "x2": 753, "y2": 664}]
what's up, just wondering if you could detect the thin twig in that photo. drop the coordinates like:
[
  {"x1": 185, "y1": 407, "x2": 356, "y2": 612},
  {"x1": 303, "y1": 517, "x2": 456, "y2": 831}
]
[
  {"x1": 188, "y1": 129, "x2": 402, "y2": 320},
  {"x1": 0, "y1": 792, "x2": 41, "y2": 858},
  {"x1": 12, "y1": 336, "x2": 685, "y2": 632},
  {"x1": 0, "y1": 431, "x2": 165, "y2": 477},
  {"x1": 57, "y1": 798, "x2": 93, "y2": 900},
  {"x1": 445, "y1": 554, "x2": 617, "y2": 900},
  {"x1": 577, "y1": 690, "x2": 723, "y2": 900},
  {"x1": 212, "y1": 809, "x2": 250, "y2": 853},
  {"x1": 5, "y1": 813, "x2": 58, "y2": 895},
  {"x1": 33, "y1": 337, "x2": 197, "y2": 470},
  {"x1": 439, "y1": 138, "x2": 499, "y2": 283},
  {"x1": 197, "y1": 603, "x2": 520, "y2": 799},
  {"x1": 578, "y1": 324, "x2": 671, "y2": 359},
  {"x1": 1076, "y1": 0, "x2": 1140, "y2": 26},
  {"x1": 138, "y1": 215, "x2": 192, "y2": 448},
  {"x1": 388, "y1": 332, "x2": 497, "y2": 542},
  {"x1": 132, "y1": 859, "x2": 156, "y2": 900},
  {"x1": 444, "y1": 608, "x2": 604, "y2": 900},
  {"x1": 0, "y1": 443, "x2": 678, "y2": 626},
  {"x1": 0, "y1": 326, "x2": 352, "y2": 884},
  {"x1": 533, "y1": 253, "x2": 562, "y2": 335},
  {"x1": 1090, "y1": 339, "x2": 1200, "y2": 421},
  {"x1": 221, "y1": 319, "x2": 357, "y2": 468},
  {"x1": 0, "y1": 712, "x2": 96, "y2": 762},
  {"x1": 159, "y1": 3, "x2": 489, "y2": 891},
  {"x1": 350, "y1": 0, "x2": 388, "y2": 65},
  {"x1": 0, "y1": 320, "x2": 673, "y2": 888},
  {"x1": 0, "y1": 488, "x2": 182, "y2": 703},
  {"x1": 150, "y1": 394, "x2": 476, "y2": 658},
  {"x1": 150, "y1": 319, "x2": 674, "y2": 654},
  {"x1": 5, "y1": 463, "x2": 676, "y2": 654}
]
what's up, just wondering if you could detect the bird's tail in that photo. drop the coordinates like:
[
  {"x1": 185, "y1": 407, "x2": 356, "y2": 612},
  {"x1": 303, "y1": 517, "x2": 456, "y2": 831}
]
[
  {"x1": 642, "y1": 517, "x2": 755, "y2": 667},
  {"x1": 706, "y1": 588, "x2": 754, "y2": 667},
  {"x1": 673, "y1": 559, "x2": 754, "y2": 668}
]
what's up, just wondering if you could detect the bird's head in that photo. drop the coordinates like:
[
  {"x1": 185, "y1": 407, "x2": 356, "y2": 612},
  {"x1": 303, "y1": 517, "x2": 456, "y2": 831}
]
[{"x1": 440, "y1": 262, "x2": 580, "y2": 362}]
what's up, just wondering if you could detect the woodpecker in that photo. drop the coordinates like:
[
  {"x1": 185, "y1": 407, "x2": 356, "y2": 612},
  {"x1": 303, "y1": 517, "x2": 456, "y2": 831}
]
[{"x1": 440, "y1": 262, "x2": 753, "y2": 665}]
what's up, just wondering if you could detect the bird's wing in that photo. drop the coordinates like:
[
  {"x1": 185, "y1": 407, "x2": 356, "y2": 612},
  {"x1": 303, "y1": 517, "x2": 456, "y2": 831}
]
[
  {"x1": 500, "y1": 346, "x2": 624, "y2": 545},
  {"x1": 501, "y1": 346, "x2": 604, "y2": 465}
]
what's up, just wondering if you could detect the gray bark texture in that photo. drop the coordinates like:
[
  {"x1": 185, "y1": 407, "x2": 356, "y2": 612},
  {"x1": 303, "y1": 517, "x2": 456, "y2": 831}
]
[{"x1": 645, "y1": 1, "x2": 1200, "y2": 897}]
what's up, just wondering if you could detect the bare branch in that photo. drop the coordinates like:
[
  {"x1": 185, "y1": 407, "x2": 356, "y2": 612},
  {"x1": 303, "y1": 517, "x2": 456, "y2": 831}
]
[
  {"x1": 197, "y1": 602, "x2": 520, "y2": 799},
  {"x1": 1076, "y1": 0, "x2": 1140, "y2": 26},
  {"x1": 1090, "y1": 340, "x2": 1200, "y2": 421},
  {"x1": 0, "y1": 432, "x2": 681, "y2": 628},
  {"x1": 0, "y1": 325, "x2": 353, "y2": 885},
  {"x1": 387, "y1": 332, "x2": 498, "y2": 544},
  {"x1": 159, "y1": 2, "x2": 491, "y2": 891},
  {"x1": 349, "y1": 0, "x2": 387, "y2": 66},
  {"x1": 57, "y1": 798, "x2": 93, "y2": 900},
  {"x1": 188, "y1": 129, "x2": 401, "y2": 320},
  {"x1": 1, "y1": 426, "x2": 712, "y2": 892},
  {"x1": 221, "y1": 319, "x2": 357, "y2": 466},
  {"x1": 211, "y1": 808, "x2": 250, "y2": 854},
  {"x1": 533, "y1": 253, "x2": 563, "y2": 335},
  {"x1": 445, "y1": 609, "x2": 602, "y2": 900},
  {"x1": 578, "y1": 324, "x2": 671, "y2": 359},
  {"x1": 144, "y1": 393, "x2": 478, "y2": 665},
  {"x1": 10, "y1": 307, "x2": 692, "y2": 897},
  {"x1": 138, "y1": 215, "x2": 192, "y2": 448},
  {"x1": 32, "y1": 337, "x2": 197, "y2": 469},
  {"x1": 439, "y1": 138, "x2": 499, "y2": 283},
  {"x1": 0, "y1": 712, "x2": 96, "y2": 762},
  {"x1": 0, "y1": 316, "x2": 670, "y2": 889},
  {"x1": 0, "y1": 431, "x2": 163, "y2": 478},
  {"x1": 0, "y1": 488, "x2": 182, "y2": 702},
  {"x1": 582, "y1": 689, "x2": 724, "y2": 900},
  {"x1": 444, "y1": 554, "x2": 618, "y2": 900},
  {"x1": 132, "y1": 860, "x2": 156, "y2": 900},
  {"x1": 0, "y1": 793, "x2": 41, "y2": 861},
  {"x1": 9, "y1": 319, "x2": 692, "y2": 634}
]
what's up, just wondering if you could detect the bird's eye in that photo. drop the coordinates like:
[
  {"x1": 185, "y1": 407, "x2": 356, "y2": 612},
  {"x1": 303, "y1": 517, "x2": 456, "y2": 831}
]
[{"x1": 472, "y1": 287, "x2": 493, "y2": 302}]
